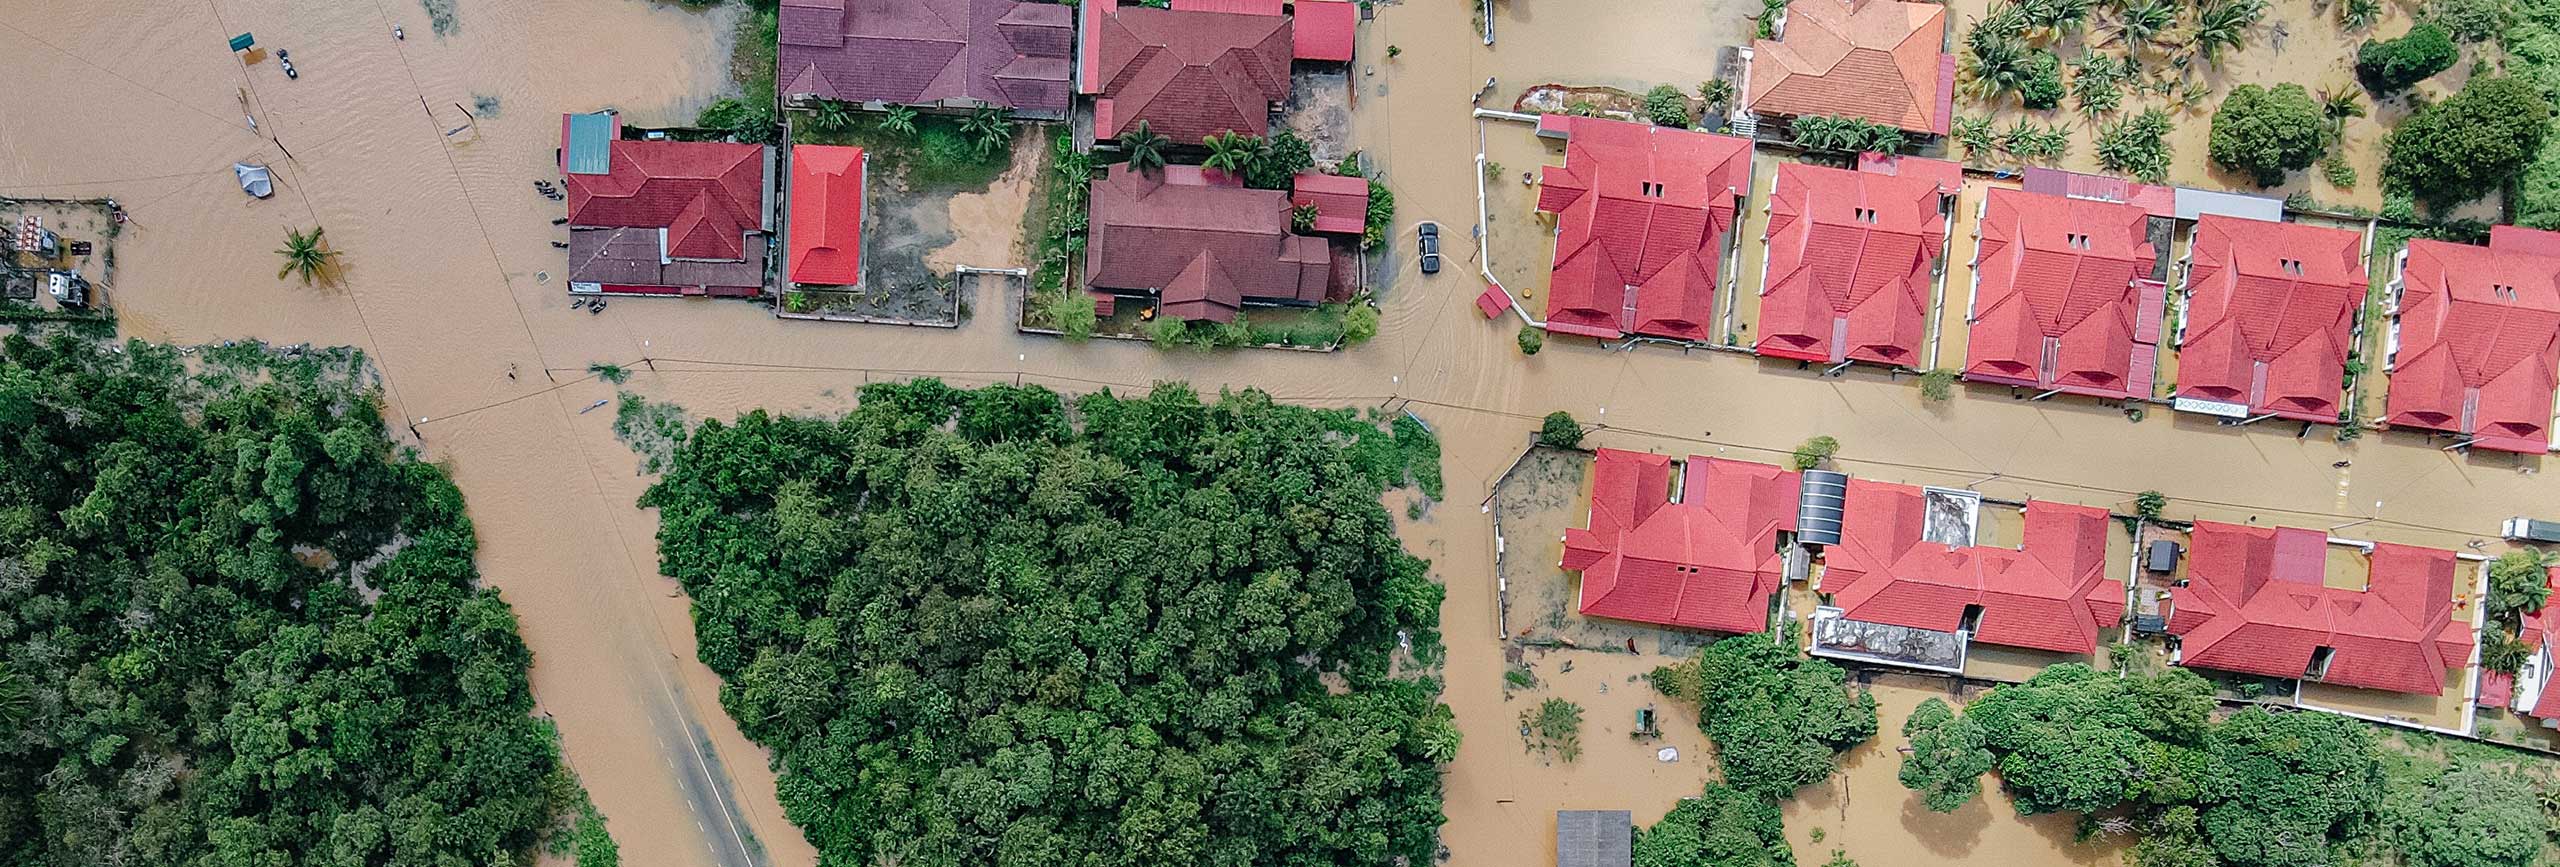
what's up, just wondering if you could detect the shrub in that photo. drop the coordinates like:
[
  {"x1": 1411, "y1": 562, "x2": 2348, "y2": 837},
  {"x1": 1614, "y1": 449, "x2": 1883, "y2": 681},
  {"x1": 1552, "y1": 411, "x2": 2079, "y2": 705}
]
[
  {"x1": 2018, "y1": 52, "x2": 2065, "y2": 110},
  {"x1": 1517, "y1": 325, "x2": 1544, "y2": 355},
  {"x1": 1919, "y1": 368, "x2": 1959, "y2": 401},
  {"x1": 1650, "y1": 636, "x2": 1878, "y2": 799},
  {"x1": 2426, "y1": 0, "x2": 2511, "y2": 42},
  {"x1": 1538, "y1": 411, "x2": 1584, "y2": 448},
  {"x1": 2321, "y1": 154, "x2": 2358, "y2": 189},
  {"x1": 2392, "y1": 767, "x2": 2542, "y2": 867},
  {"x1": 1363, "y1": 181, "x2": 1396, "y2": 249},
  {"x1": 1148, "y1": 315, "x2": 1189, "y2": 347},
  {"x1": 1043, "y1": 289, "x2": 1097, "y2": 340},
  {"x1": 1898, "y1": 698, "x2": 1994, "y2": 812},
  {"x1": 2097, "y1": 109, "x2": 2174, "y2": 183},
  {"x1": 2385, "y1": 76, "x2": 2553, "y2": 208},
  {"x1": 2210, "y1": 83, "x2": 2327, "y2": 186},
  {"x1": 2135, "y1": 490, "x2": 2167, "y2": 520},
  {"x1": 1245, "y1": 130, "x2": 1313, "y2": 190},
  {"x1": 1632, "y1": 783, "x2": 1793, "y2": 867},
  {"x1": 1341, "y1": 303, "x2": 1380, "y2": 344},
  {"x1": 1645, "y1": 84, "x2": 1693, "y2": 127},
  {"x1": 695, "y1": 97, "x2": 775, "y2": 142},
  {"x1": 2356, "y1": 24, "x2": 2458, "y2": 94},
  {"x1": 1521, "y1": 698, "x2": 1584, "y2": 761},
  {"x1": 1789, "y1": 435, "x2": 1840, "y2": 470}
]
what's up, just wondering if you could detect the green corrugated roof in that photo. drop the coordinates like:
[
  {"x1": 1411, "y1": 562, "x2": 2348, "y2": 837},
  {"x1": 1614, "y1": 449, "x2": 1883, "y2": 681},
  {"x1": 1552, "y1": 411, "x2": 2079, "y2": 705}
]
[{"x1": 565, "y1": 113, "x2": 615, "y2": 175}]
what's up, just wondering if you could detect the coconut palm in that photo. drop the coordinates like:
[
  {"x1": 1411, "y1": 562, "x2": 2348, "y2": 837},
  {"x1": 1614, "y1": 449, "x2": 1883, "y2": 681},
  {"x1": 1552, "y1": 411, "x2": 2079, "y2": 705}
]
[
  {"x1": 2190, "y1": 0, "x2": 2266, "y2": 66},
  {"x1": 1698, "y1": 78, "x2": 1735, "y2": 110},
  {"x1": 275, "y1": 226, "x2": 337, "y2": 287},
  {"x1": 1868, "y1": 126, "x2": 1909, "y2": 154},
  {"x1": 2320, "y1": 84, "x2": 2366, "y2": 124},
  {"x1": 960, "y1": 104, "x2": 1012, "y2": 158},
  {"x1": 809, "y1": 98, "x2": 857, "y2": 133},
  {"x1": 2339, "y1": 0, "x2": 2381, "y2": 29},
  {"x1": 1117, "y1": 121, "x2": 1170, "y2": 177},
  {"x1": 2110, "y1": 0, "x2": 2176, "y2": 50},
  {"x1": 1202, "y1": 130, "x2": 1265, "y2": 173},
  {"x1": 878, "y1": 104, "x2": 919, "y2": 137}
]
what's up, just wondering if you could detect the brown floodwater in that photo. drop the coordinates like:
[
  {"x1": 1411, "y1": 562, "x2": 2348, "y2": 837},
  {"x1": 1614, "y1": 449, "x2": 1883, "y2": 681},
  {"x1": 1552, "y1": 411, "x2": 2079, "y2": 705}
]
[{"x1": 5, "y1": 0, "x2": 2550, "y2": 866}]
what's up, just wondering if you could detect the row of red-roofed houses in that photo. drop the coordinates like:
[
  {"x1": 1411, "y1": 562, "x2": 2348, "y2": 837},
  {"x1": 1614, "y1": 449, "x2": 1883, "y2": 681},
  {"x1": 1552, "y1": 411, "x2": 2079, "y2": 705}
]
[
  {"x1": 1560, "y1": 447, "x2": 2511, "y2": 725},
  {"x1": 1511, "y1": 113, "x2": 2560, "y2": 454}
]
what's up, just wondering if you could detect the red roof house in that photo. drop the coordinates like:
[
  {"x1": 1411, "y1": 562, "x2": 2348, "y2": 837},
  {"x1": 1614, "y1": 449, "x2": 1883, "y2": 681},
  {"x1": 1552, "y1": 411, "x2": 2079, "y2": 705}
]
[
  {"x1": 786, "y1": 145, "x2": 865, "y2": 288},
  {"x1": 2383, "y1": 230, "x2": 2560, "y2": 453},
  {"x1": 1562, "y1": 450, "x2": 1802, "y2": 634},
  {"x1": 1291, "y1": 0, "x2": 1358, "y2": 61},
  {"x1": 1818, "y1": 482, "x2": 2121, "y2": 654},
  {"x1": 1963, "y1": 188, "x2": 2162, "y2": 399},
  {"x1": 1745, "y1": 0, "x2": 1952, "y2": 134},
  {"x1": 777, "y1": 0, "x2": 1074, "y2": 117},
  {"x1": 1087, "y1": 3, "x2": 1294, "y2": 144},
  {"x1": 1533, "y1": 116, "x2": 1754, "y2": 341},
  {"x1": 561, "y1": 114, "x2": 771, "y2": 297},
  {"x1": 1084, "y1": 164, "x2": 1332, "y2": 322},
  {"x1": 1756, "y1": 161, "x2": 1951, "y2": 366},
  {"x1": 2168, "y1": 521, "x2": 2473, "y2": 695},
  {"x1": 2172, "y1": 216, "x2": 2366, "y2": 423},
  {"x1": 1288, "y1": 171, "x2": 1369, "y2": 235},
  {"x1": 2506, "y1": 567, "x2": 2560, "y2": 720}
]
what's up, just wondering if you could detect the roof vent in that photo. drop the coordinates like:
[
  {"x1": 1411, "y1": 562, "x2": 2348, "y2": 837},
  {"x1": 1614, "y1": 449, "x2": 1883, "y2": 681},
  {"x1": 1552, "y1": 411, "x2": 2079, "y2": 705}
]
[{"x1": 1796, "y1": 469, "x2": 1849, "y2": 546}]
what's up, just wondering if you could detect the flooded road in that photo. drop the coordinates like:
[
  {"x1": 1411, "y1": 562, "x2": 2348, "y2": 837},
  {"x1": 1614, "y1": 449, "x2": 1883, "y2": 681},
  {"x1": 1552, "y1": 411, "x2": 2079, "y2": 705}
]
[{"x1": 3, "y1": 0, "x2": 2551, "y2": 866}]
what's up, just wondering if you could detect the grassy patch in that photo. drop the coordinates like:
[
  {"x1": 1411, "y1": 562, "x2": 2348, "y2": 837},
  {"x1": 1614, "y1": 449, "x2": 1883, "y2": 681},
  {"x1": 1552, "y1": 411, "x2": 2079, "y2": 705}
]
[
  {"x1": 795, "y1": 114, "x2": 1016, "y2": 192},
  {"x1": 611, "y1": 391, "x2": 691, "y2": 476},
  {"x1": 420, "y1": 0, "x2": 458, "y2": 36}
]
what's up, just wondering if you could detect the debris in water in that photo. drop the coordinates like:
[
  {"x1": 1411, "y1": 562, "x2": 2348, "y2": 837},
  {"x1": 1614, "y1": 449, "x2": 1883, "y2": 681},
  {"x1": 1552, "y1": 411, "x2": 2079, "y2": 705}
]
[{"x1": 579, "y1": 399, "x2": 609, "y2": 414}]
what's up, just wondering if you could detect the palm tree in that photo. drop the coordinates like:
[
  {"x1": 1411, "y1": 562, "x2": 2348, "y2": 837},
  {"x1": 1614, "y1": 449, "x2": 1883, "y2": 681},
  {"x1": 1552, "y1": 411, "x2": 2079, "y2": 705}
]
[
  {"x1": 809, "y1": 99, "x2": 856, "y2": 133},
  {"x1": 878, "y1": 104, "x2": 919, "y2": 137},
  {"x1": 275, "y1": 226, "x2": 337, "y2": 287},
  {"x1": 1117, "y1": 121, "x2": 1169, "y2": 177},
  {"x1": 2190, "y1": 0, "x2": 2265, "y2": 67},
  {"x1": 2339, "y1": 0, "x2": 2380, "y2": 29},
  {"x1": 1202, "y1": 130, "x2": 1265, "y2": 173},
  {"x1": 2109, "y1": 0, "x2": 2175, "y2": 50},
  {"x1": 1698, "y1": 78, "x2": 1735, "y2": 110},
  {"x1": 1868, "y1": 126, "x2": 1908, "y2": 154},
  {"x1": 960, "y1": 104, "x2": 1012, "y2": 158},
  {"x1": 2319, "y1": 84, "x2": 2366, "y2": 124}
]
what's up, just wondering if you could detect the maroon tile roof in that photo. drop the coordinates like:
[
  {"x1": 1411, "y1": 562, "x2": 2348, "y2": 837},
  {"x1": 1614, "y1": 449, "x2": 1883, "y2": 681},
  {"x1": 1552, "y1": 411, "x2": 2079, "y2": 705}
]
[
  {"x1": 561, "y1": 126, "x2": 767, "y2": 263},
  {"x1": 778, "y1": 0, "x2": 1073, "y2": 115},
  {"x1": 1292, "y1": 0, "x2": 1358, "y2": 61},
  {"x1": 1289, "y1": 171, "x2": 1368, "y2": 235},
  {"x1": 2173, "y1": 216, "x2": 2366, "y2": 423},
  {"x1": 1756, "y1": 161, "x2": 1949, "y2": 366},
  {"x1": 1746, "y1": 0, "x2": 1950, "y2": 133},
  {"x1": 1962, "y1": 188, "x2": 2160, "y2": 399},
  {"x1": 1819, "y1": 481, "x2": 2121, "y2": 654},
  {"x1": 1091, "y1": 4, "x2": 1294, "y2": 143},
  {"x1": 1171, "y1": 0, "x2": 1281, "y2": 13},
  {"x1": 568, "y1": 228, "x2": 767, "y2": 297},
  {"x1": 1083, "y1": 165, "x2": 1330, "y2": 322},
  {"x1": 1563, "y1": 449, "x2": 1801, "y2": 634},
  {"x1": 2169, "y1": 522, "x2": 2472, "y2": 695},
  {"x1": 1533, "y1": 116, "x2": 1754, "y2": 341},
  {"x1": 2384, "y1": 232, "x2": 2560, "y2": 454}
]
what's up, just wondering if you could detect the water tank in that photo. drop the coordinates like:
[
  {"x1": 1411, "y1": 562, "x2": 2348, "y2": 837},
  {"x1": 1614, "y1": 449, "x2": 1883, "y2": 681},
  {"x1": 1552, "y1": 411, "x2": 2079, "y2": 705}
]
[{"x1": 1796, "y1": 469, "x2": 1849, "y2": 546}]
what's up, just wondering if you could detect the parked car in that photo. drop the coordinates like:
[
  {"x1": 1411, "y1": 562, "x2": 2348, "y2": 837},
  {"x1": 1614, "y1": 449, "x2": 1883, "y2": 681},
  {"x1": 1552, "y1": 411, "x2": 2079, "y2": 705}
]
[{"x1": 1418, "y1": 222, "x2": 1441, "y2": 275}]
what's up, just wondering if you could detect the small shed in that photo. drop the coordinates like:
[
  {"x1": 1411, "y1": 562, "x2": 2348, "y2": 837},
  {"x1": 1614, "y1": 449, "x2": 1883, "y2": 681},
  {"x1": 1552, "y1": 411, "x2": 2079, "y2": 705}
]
[
  {"x1": 1289, "y1": 171, "x2": 1369, "y2": 235},
  {"x1": 1556, "y1": 810, "x2": 1632, "y2": 867},
  {"x1": 1292, "y1": 0, "x2": 1359, "y2": 62}
]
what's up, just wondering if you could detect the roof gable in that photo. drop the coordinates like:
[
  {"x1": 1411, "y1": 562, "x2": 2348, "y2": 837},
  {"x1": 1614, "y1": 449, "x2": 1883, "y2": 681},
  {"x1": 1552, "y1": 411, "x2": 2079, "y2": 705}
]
[
  {"x1": 1819, "y1": 481, "x2": 2121, "y2": 654},
  {"x1": 2174, "y1": 216, "x2": 2364, "y2": 421},
  {"x1": 1564, "y1": 450, "x2": 1801, "y2": 634},
  {"x1": 777, "y1": 0, "x2": 1074, "y2": 114},
  {"x1": 2169, "y1": 521, "x2": 2469, "y2": 695},
  {"x1": 1083, "y1": 165, "x2": 1330, "y2": 322},
  {"x1": 2383, "y1": 237, "x2": 2560, "y2": 452},
  {"x1": 1962, "y1": 188, "x2": 2157, "y2": 397},
  {"x1": 561, "y1": 132, "x2": 767, "y2": 262},
  {"x1": 1534, "y1": 117, "x2": 1754, "y2": 341},
  {"x1": 1756, "y1": 161, "x2": 1948, "y2": 365},
  {"x1": 1094, "y1": 5, "x2": 1293, "y2": 143},
  {"x1": 1745, "y1": 0, "x2": 1948, "y2": 132}
]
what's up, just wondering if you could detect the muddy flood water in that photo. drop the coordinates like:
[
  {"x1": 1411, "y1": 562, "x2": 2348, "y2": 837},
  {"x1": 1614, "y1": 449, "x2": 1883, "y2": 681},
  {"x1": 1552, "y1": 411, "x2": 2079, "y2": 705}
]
[{"x1": 4, "y1": 1, "x2": 2553, "y2": 866}]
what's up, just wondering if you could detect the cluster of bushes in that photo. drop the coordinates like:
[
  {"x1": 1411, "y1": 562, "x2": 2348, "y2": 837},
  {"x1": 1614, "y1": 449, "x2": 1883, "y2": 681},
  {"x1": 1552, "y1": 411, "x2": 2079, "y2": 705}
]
[
  {"x1": 2210, "y1": 83, "x2": 2329, "y2": 186},
  {"x1": 1145, "y1": 303, "x2": 1379, "y2": 349},
  {"x1": 1202, "y1": 129, "x2": 1317, "y2": 190},
  {"x1": 2385, "y1": 75, "x2": 2553, "y2": 210},
  {"x1": 1952, "y1": 116, "x2": 2071, "y2": 165},
  {"x1": 2356, "y1": 24, "x2": 2459, "y2": 95},
  {"x1": 1645, "y1": 84, "x2": 1695, "y2": 128},
  {"x1": 1651, "y1": 636, "x2": 1878, "y2": 799},
  {"x1": 1029, "y1": 132, "x2": 1099, "y2": 339},
  {"x1": 1788, "y1": 115, "x2": 1910, "y2": 153},
  {"x1": 2098, "y1": 109, "x2": 2175, "y2": 183}
]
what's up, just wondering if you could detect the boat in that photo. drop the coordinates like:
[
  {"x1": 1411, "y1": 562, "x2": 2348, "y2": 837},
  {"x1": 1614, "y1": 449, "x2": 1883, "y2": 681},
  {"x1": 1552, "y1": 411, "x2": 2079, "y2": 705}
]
[{"x1": 234, "y1": 162, "x2": 274, "y2": 198}]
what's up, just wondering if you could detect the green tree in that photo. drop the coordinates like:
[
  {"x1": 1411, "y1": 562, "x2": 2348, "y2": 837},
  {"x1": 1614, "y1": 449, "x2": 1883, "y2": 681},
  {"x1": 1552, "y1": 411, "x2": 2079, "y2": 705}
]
[
  {"x1": 2211, "y1": 83, "x2": 2327, "y2": 186},
  {"x1": 2385, "y1": 75, "x2": 2553, "y2": 208},
  {"x1": 1700, "y1": 78, "x2": 1736, "y2": 110},
  {"x1": 1523, "y1": 698, "x2": 1585, "y2": 761},
  {"x1": 2191, "y1": 0, "x2": 2268, "y2": 66},
  {"x1": 1790, "y1": 435, "x2": 1840, "y2": 470},
  {"x1": 2098, "y1": 109, "x2": 2175, "y2": 183},
  {"x1": 1633, "y1": 783, "x2": 1793, "y2": 867},
  {"x1": 1043, "y1": 289, "x2": 1098, "y2": 340},
  {"x1": 1539, "y1": 411, "x2": 1585, "y2": 448},
  {"x1": 1919, "y1": 368, "x2": 1960, "y2": 401},
  {"x1": 1245, "y1": 131, "x2": 1314, "y2": 190},
  {"x1": 2111, "y1": 0, "x2": 2177, "y2": 50},
  {"x1": 2487, "y1": 549, "x2": 2557, "y2": 628},
  {"x1": 960, "y1": 104, "x2": 1013, "y2": 158},
  {"x1": 1651, "y1": 637, "x2": 1878, "y2": 799},
  {"x1": 2392, "y1": 766, "x2": 2542, "y2": 867},
  {"x1": 1203, "y1": 129, "x2": 1266, "y2": 174},
  {"x1": 2196, "y1": 708, "x2": 2380, "y2": 867},
  {"x1": 1518, "y1": 325, "x2": 1545, "y2": 355},
  {"x1": 2356, "y1": 24, "x2": 2458, "y2": 94},
  {"x1": 275, "y1": 226, "x2": 338, "y2": 286},
  {"x1": 2426, "y1": 0, "x2": 2511, "y2": 42},
  {"x1": 1118, "y1": 120, "x2": 1170, "y2": 177},
  {"x1": 589, "y1": 361, "x2": 630, "y2": 384},
  {"x1": 1645, "y1": 84, "x2": 1693, "y2": 127},
  {"x1": 1965, "y1": 664, "x2": 2215, "y2": 815},
  {"x1": 1342, "y1": 302, "x2": 1381, "y2": 343},
  {"x1": 1899, "y1": 698, "x2": 1994, "y2": 812},
  {"x1": 878, "y1": 103, "x2": 920, "y2": 137},
  {"x1": 2136, "y1": 490, "x2": 2167, "y2": 521},
  {"x1": 809, "y1": 98, "x2": 856, "y2": 132}
]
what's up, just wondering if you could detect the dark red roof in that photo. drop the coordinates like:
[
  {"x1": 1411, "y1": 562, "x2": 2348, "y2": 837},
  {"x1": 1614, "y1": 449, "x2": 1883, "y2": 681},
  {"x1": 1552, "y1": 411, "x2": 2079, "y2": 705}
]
[
  {"x1": 1476, "y1": 282, "x2": 1513, "y2": 318},
  {"x1": 1818, "y1": 482, "x2": 2120, "y2": 654},
  {"x1": 2168, "y1": 522, "x2": 2472, "y2": 695},
  {"x1": 1533, "y1": 116, "x2": 1754, "y2": 341},
  {"x1": 787, "y1": 145, "x2": 864, "y2": 286},
  {"x1": 2174, "y1": 216, "x2": 2365, "y2": 422},
  {"x1": 1083, "y1": 165, "x2": 1330, "y2": 322},
  {"x1": 561, "y1": 127, "x2": 767, "y2": 263},
  {"x1": 778, "y1": 0, "x2": 1073, "y2": 115},
  {"x1": 1563, "y1": 450, "x2": 1801, "y2": 634},
  {"x1": 1172, "y1": 0, "x2": 1281, "y2": 13},
  {"x1": 1962, "y1": 188, "x2": 2159, "y2": 399},
  {"x1": 2384, "y1": 234, "x2": 2560, "y2": 453},
  {"x1": 1288, "y1": 171, "x2": 1368, "y2": 235},
  {"x1": 1291, "y1": 0, "x2": 1358, "y2": 61},
  {"x1": 1745, "y1": 0, "x2": 1950, "y2": 133},
  {"x1": 1091, "y1": 5, "x2": 1294, "y2": 144},
  {"x1": 2527, "y1": 567, "x2": 2560, "y2": 717},
  {"x1": 1756, "y1": 162, "x2": 1949, "y2": 366},
  {"x1": 567, "y1": 228, "x2": 767, "y2": 296}
]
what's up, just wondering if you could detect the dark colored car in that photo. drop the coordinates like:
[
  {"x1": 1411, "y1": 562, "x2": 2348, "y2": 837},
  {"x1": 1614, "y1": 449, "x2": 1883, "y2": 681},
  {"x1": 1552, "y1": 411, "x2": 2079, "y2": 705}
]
[{"x1": 1418, "y1": 222, "x2": 1441, "y2": 275}]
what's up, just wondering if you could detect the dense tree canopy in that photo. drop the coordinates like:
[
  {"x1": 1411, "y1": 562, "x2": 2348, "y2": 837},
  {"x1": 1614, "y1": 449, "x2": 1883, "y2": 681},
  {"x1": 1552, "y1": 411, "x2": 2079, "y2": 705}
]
[
  {"x1": 1898, "y1": 697, "x2": 1994, "y2": 813},
  {"x1": 1964, "y1": 664, "x2": 2214, "y2": 815},
  {"x1": 1650, "y1": 636, "x2": 1877, "y2": 799},
  {"x1": 2357, "y1": 24, "x2": 2459, "y2": 93},
  {"x1": 1631, "y1": 783, "x2": 1792, "y2": 867},
  {"x1": 2385, "y1": 76, "x2": 2554, "y2": 208},
  {"x1": 640, "y1": 380, "x2": 1454, "y2": 867},
  {"x1": 2194, "y1": 708, "x2": 2381, "y2": 867},
  {"x1": 0, "y1": 333, "x2": 598, "y2": 865},
  {"x1": 2389, "y1": 765, "x2": 2542, "y2": 867},
  {"x1": 2209, "y1": 83, "x2": 2328, "y2": 187}
]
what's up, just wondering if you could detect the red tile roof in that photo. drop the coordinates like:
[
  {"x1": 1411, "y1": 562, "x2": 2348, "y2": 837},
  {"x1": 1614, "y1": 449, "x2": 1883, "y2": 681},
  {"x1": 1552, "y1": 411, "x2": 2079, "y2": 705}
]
[
  {"x1": 1756, "y1": 162, "x2": 1949, "y2": 366},
  {"x1": 1476, "y1": 282, "x2": 1513, "y2": 318},
  {"x1": 778, "y1": 0, "x2": 1073, "y2": 115},
  {"x1": 1288, "y1": 171, "x2": 1368, "y2": 235},
  {"x1": 1963, "y1": 188, "x2": 2159, "y2": 399},
  {"x1": 1173, "y1": 0, "x2": 1281, "y2": 11},
  {"x1": 2168, "y1": 521, "x2": 2473, "y2": 695},
  {"x1": 1563, "y1": 450, "x2": 1801, "y2": 634},
  {"x1": 1291, "y1": 0, "x2": 1358, "y2": 61},
  {"x1": 1091, "y1": 4, "x2": 1294, "y2": 144},
  {"x1": 1818, "y1": 482, "x2": 2121, "y2": 654},
  {"x1": 1745, "y1": 0, "x2": 1950, "y2": 133},
  {"x1": 787, "y1": 145, "x2": 865, "y2": 287},
  {"x1": 2173, "y1": 216, "x2": 2366, "y2": 422},
  {"x1": 561, "y1": 125, "x2": 767, "y2": 263},
  {"x1": 2383, "y1": 234, "x2": 2560, "y2": 453},
  {"x1": 2528, "y1": 567, "x2": 2560, "y2": 718},
  {"x1": 1533, "y1": 116, "x2": 1754, "y2": 341},
  {"x1": 1083, "y1": 165, "x2": 1330, "y2": 322}
]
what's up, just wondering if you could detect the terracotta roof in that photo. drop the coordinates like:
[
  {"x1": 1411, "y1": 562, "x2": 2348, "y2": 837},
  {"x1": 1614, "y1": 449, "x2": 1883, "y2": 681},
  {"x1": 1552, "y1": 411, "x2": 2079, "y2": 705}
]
[
  {"x1": 1563, "y1": 450, "x2": 1801, "y2": 634},
  {"x1": 1288, "y1": 171, "x2": 1368, "y2": 235},
  {"x1": 1091, "y1": 5, "x2": 1294, "y2": 143},
  {"x1": 1818, "y1": 482, "x2": 2121, "y2": 654},
  {"x1": 2168, "y1": 522, "x2": 2472, "y2": 695},
  {"x1": 777, "y1": 0, "x2": 1074, "y2": 115},
  {"x1": 1172, "y1": 0, "x2": 1281, "y2": 13},
  {"x1": 787, "y1": 145, "x2": 865, "y2": 287},
  {"x1": 1756, "y1": 162, "x2": 1949, "y2": 366},
  {"x1": 2384, "y1": 234, "x2": 2560, "y2": 453},
  {"x1": 1292, "y1": 0, "x2": 1358, "y2": 61},
  {"x1": 1533, "y1": 116, "x2": 1754, "y2": 341},
  {"x1": 1962, "y1": 188, "x2": 2159, "y2": 399},
  {"x1": 1083, "y1": 165, "x2": 1330, "y2": 322},
  {"x1": 560, "y1": 125, "x2": 767, "y2": 263},
  {"x1": 1745, "y1": 0, "x2": 1949, "y2": 133},
  {"x1": 2173, "y1": 216, "x2": 2366, "y2": 422}
]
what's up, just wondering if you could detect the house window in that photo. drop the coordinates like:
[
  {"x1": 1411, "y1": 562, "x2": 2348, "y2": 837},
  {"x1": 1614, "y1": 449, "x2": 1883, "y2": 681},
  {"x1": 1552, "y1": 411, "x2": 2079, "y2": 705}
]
[
  {"x1": 2279, "y1": 259, "x2": 2303, "y2": 276},
  {"x1": 2306, "y1": 645, "x2": 2335, "y2": 679},
  {"x1": 2065, "y1": 233, "x2": 2090, "y2": 250}
]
